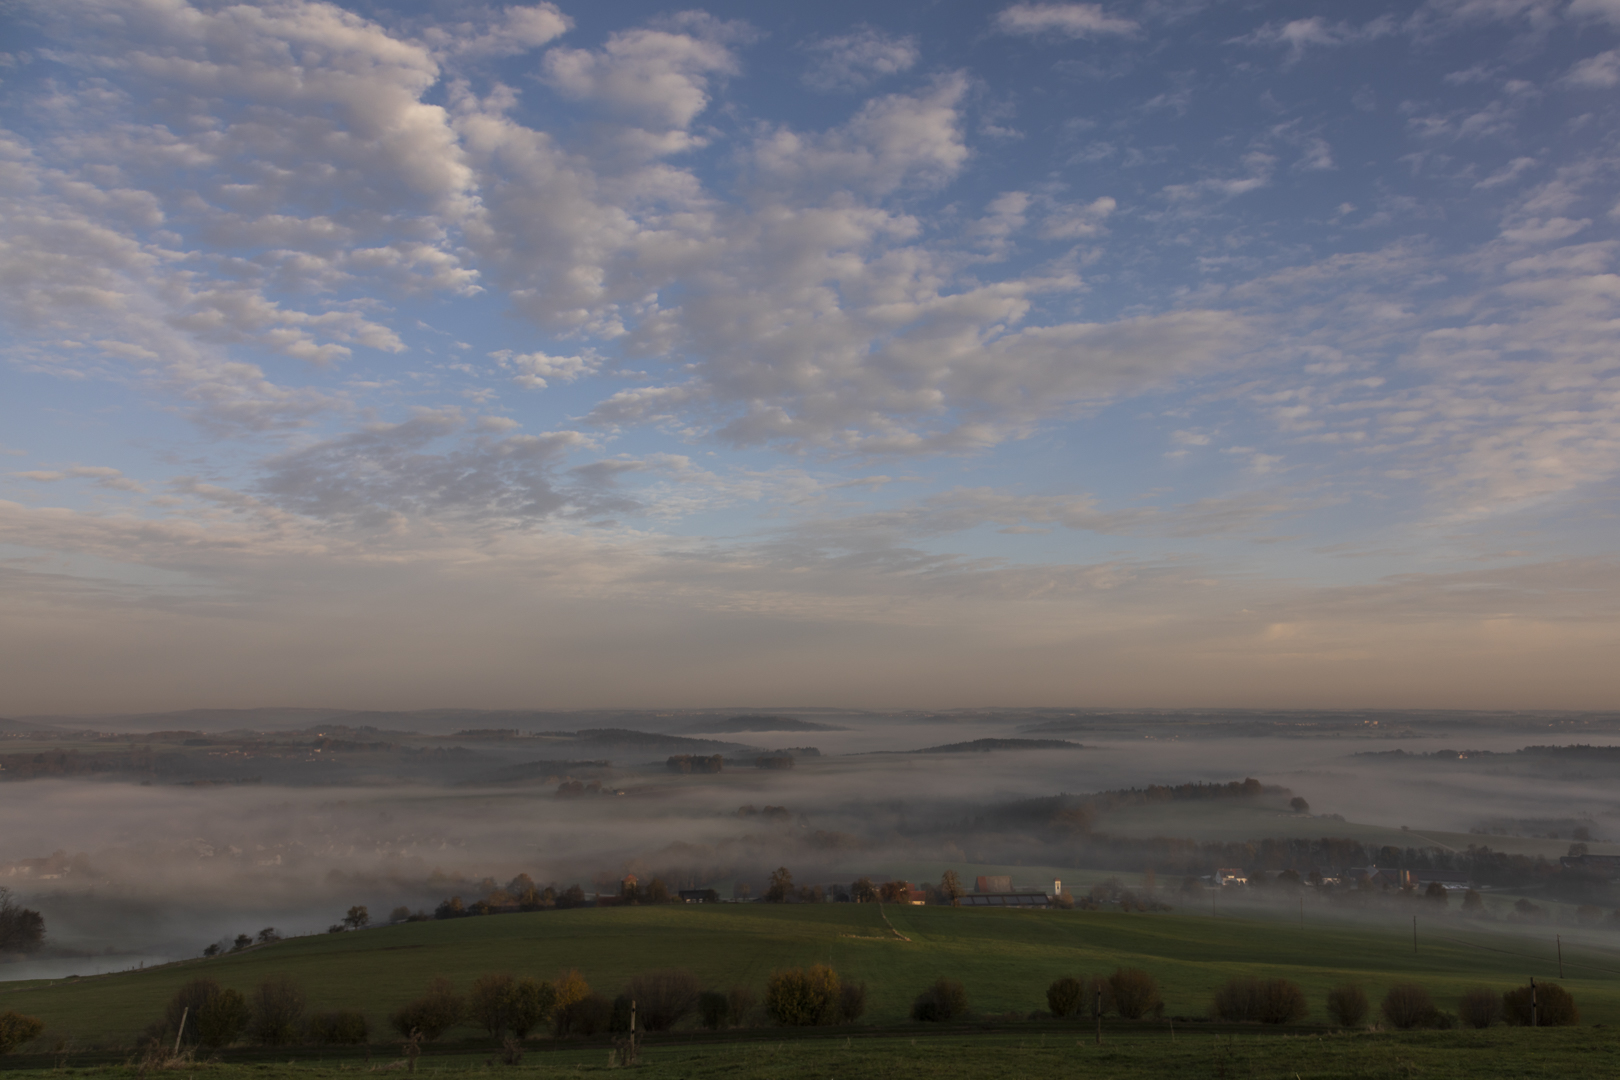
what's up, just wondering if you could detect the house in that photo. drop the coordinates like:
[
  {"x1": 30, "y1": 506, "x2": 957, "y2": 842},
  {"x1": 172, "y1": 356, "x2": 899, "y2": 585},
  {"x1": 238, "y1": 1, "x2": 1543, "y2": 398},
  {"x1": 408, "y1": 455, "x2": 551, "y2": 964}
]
[
  {"x1": 1214, "y1": 868, "x2": 1247, "y2": 885},
  {"x1": 958, "y1": 892, "x2": 1050, "y2": 908},
  {"x1": 678, "y1": 888, "x2": 720, "y2": 903},
  {"x1": 975, "y1": 875, "x2": 1013, "y2": 892}
]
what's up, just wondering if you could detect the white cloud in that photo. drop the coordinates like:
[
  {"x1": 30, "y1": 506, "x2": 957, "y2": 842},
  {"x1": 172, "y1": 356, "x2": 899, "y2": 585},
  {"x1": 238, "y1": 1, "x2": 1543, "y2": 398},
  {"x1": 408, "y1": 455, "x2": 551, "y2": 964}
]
[
  {"x1": 492, "y1": 349, "x2": 600, "y2": 390},
  {"x1": 1564, "y1": 49, "x2": 1620, "y2": 88},
  {"x1": 541, "y1": 25, "x2": 740, "y2": 153},
  {"x1": 1235, "y1": 16, "x2": 1395, "y2": 65},
  {"x1": 802, "y1": 26, "x2": 919, "y2": 92},
  {"x1": 994, "y1": 3, "x2": 1138, "y2": 39},
  {"x1": 751, "y1": 75, "x2": 972, "y2": 195},
  {"x1": 1040, "y1": 195, "x2": 1117, "y2": 238},
  {"x1": 1570, "y1": 0, "x2": 1620, "y2": 23},
  {"x1": 425, "y1": 4, "x2": 573, "y2": 59}
]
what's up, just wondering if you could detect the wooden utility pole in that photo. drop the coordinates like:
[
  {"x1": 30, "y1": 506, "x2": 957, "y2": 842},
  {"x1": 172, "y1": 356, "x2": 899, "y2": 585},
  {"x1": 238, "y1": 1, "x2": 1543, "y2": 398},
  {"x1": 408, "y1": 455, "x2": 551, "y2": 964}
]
[
  {"x1": 1095, "y1": 985, "x2": 1103, "y2": 1046},
  {"x1": 1412, "y1": 915, "x2": 1417, "y2": 953},
  {"x1": 172, "y1": 1007, "x2": 189, "y2": 1056},
  {"x1": 1531, "y1": 977, "x2": 1538, "y2": 1028}
]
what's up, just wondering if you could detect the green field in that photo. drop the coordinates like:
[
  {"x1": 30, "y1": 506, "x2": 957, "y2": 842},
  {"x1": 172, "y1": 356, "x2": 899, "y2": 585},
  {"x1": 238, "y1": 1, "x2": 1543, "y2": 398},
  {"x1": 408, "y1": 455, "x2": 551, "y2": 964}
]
[{"x1": 5, "y1": 901, "x2": 1620, "y2": 1053}]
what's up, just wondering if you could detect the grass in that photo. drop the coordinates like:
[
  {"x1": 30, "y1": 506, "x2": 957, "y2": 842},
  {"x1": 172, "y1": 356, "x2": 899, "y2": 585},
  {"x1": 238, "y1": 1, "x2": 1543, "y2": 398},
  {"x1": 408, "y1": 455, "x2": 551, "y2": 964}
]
[
  {"x1": 3, "y1": 1028, "x2": 1620, "y2": 1078},
  {"x1": 3, "y1": 902, "x2": 1618, "y2": 1049}
]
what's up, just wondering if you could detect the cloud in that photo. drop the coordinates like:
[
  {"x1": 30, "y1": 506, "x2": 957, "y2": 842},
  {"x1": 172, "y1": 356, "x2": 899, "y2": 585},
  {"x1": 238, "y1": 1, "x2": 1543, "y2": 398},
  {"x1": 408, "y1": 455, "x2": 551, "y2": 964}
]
[
  {"x1": 1569, "y1": 0, "x2": 1620, "y2": 24},
  {"x1": 994, "y1": 3, "x2": 1138, "y2": 39},
  {"x1": 751, "y1": 74, "x2": 972, "y2": 195},
  {"x1": 491, "y1": 350, "x2": 601, "y2": 390},
  {"x1": 1564, "y1": 49, "x2": 1620, "y2": 89},
  {"x1": 1234, "y1": 16, "x2": 1396, "y2": 65},
  {"x1": 13, "y1": 466, "x2": 147, "y2": 493},
  {"x1": 255, "y1": 411, "x2": 604, "y2": 527},
  {"x1": 801, "y1": 26, "x2": 919, "y2": 92},
  {"x1": 424, "y1": 4, "x2": 572, "y2": 59},
  {"x1": 541, "y1": 23, "x2": 742, "y2": 152}
]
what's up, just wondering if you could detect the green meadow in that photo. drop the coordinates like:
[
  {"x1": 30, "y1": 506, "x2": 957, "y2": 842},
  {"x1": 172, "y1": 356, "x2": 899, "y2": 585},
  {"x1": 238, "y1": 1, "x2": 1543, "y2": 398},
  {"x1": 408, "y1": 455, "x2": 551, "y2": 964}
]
[{"x1": 4, "y1": 901, "x2": 1619, "y2": 1051}]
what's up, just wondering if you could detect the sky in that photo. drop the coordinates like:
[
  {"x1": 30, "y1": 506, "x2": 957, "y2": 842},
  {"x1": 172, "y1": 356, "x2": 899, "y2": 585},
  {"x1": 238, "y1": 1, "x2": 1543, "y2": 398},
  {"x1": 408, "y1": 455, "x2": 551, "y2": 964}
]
[{"x1": 1, "y1": 0, "x2": 1618, "y2": 715}]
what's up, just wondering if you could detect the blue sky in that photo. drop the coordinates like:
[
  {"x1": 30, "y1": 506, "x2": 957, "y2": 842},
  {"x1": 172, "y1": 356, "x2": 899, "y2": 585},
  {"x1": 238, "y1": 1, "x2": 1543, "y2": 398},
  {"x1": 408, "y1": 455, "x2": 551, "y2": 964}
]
[{"x1": 2, "y1": 0, "x2": 1618, "y2": 713}]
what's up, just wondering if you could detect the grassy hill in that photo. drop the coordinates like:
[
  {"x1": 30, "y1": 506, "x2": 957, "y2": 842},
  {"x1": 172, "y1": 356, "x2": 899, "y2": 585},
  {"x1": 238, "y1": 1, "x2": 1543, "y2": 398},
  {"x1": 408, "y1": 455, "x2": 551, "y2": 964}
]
[{"x1": 4, "y1": 901, "x2": 1619, "y2": 1049}]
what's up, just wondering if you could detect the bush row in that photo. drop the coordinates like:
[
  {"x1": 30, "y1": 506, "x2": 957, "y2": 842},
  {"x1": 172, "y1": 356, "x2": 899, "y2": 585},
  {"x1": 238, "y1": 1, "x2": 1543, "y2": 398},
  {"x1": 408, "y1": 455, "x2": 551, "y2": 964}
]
[{"x1": 1041, "y1": 973, "x2": 1578, "y2": 1029}]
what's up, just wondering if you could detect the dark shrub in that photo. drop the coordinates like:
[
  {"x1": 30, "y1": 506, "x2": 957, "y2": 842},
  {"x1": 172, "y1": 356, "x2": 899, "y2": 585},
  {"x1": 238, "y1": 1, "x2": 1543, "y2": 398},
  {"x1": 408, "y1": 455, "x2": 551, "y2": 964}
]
[
  {"x1": 509, "y1": 977, "x2": 554, "y2": 1038},
  {"x1": 726, "y1": 986, "x2": 757, "y2": 1028},
  {"x1": 838, "y1": 981, "x2": 867, "y2": 1022},
  {"x1": 555, "y1": 993, "x2": 612, "y2": 1037},
  {"x1": 1458, "y1": 987, "x2": 1501, "y2": 1029},
  {"x1": 1502, "y1": 982, "x2": 1578, "y2": 1026},
  {"x1": 624, "y1": 969, "x2": 701, "y2": 1031},
  {"x1": 195, "y1": 988, "x2": 250, "y2": 1048},
  {"x1": 307, "y1": 1010, "x2": 369, "y2": 1045},
  {"x1": 1326, "y1": 984, "x2": 1368, "y2": 1027},
  {"x1": 0, "y1": 1013, "x2": 45, "y2": 1055},
  {"x1": 1079, "y1": 975, "x2": 1113, "y2": 1017},
  {"x1": 467, "y1": 973, "x2": 551, "y2": 1038},
  {"x1": 1211, "y1": 977, "x2": 1307, "y2": 1024},
  {"x1": 164, "y1": 979, "x2": 221, "y2": 1047},
  {"x1": 610, "y1": 995, "x2": 632, "y2": 1034},
  {"x1": 910, "y1": 977, "x2": 968, "y2": 1022},
  {"x1": 1047, "y1": 976, "x2": 1083, "y2": 1018},
  {"x1": 765, "y1": 966, "x2": 840, "y2": 1026},
  {"x1": 697, "y1": 991, "x2": 729, "y2": 1030},
  {"x1": 248, "y1": 976, "x2": 306, "y2": 1046},
  {"x1": 1108, "y1": 968, "x2": 1162, "y2": 1020},
  {"x1": 470, "y1": 974, "x2": 519, "y2": 1037},
  {"x1": 389, "y1": 977, "x2": 464, "y2": 1042},
  {"x1": 1381, "y1": 983, "x2": 1437, "y2": 1030}
]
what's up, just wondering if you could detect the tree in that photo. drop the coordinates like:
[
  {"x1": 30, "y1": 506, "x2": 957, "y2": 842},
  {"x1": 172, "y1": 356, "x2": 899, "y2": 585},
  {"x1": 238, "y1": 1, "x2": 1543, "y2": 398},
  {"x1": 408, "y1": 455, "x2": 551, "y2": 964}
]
[
  {"x1": 1047, "y1": 976, "x2": 1083, "y2": 1018},
  {"x1": 0, "y1": 891, "x2": 45, "y2": 955},
  {"x1": 231, "y1": 934, "x2": 252, "y2": 952},
  {"x1": 1210, "y1": 977, "x2": 1307, "y2": 1024},
  {"x1": 0, "y1": 1013, "x2": 45, "y2": 1055},
  {"x1": 839, "y1": 981, "x2": 866, "y2": 1022},
  {"x1": 256, "y1": 927, "x2": 280, "y2": 944},
  {"x1": 343, "y1": 905, "x2": 369, "y2": 930},
  {"x1": 1107, "y1": 969, "x2": 1162, "y2": 1019},
  {"x1": 248, "y1": 976, "x2": 306, "y2": 1046},
  {"x1": 1461, "y1": 889, "x2": 1484, "y2": 912},
  {"x1": 1424, "y1": 882, "x2": 1448, "y2": 905},
  {"x1": 1458, "y1": 987, "x2": 1501, "y2": 1029},
  {"x1": 910, "y1": 977, "x2": 968, "y2": 1022},
  {"x1": 164, "y1": 979, "x2": 250, "y2": 1049},
  {"x1": 939, "y1": 870, "x2": 964, "y2": 906},
  {"x1": 850, "y1": 877, "x2": 878, "y2": 903},
  {"x1": 765, "y1": 867, "x2": 794, "y2": 903},
  {"x1": 1381, "y1": 983, "x2": 1437, "y2": 1030},
  {"x1": 1325, "y1": 984, "x2": 1368, "y2": 1027},
  {"x1": 624, "y1": 970, "x2": 700, "y2": 1031},
  {"x1": 389, "y1": 977, "x2": 465, "y2": 1042},
  {"x1": 509, "y1": 978, "x2": 555, "y2": 1038},
  {"x1": 1503, "y1": 982, "x2": 1578, "y2": 1026},
  {"x1": 389, "y1": 906, "x2": 411, "y2": 924},
  {"x1": 879, "y1": 880, "x2": 911, "y2": 903},
  {"x1": 308, "y1": 1010, "x2": 369, "y2": 1045},
  {"x1": 697, "y1": 992, "x2": 729, "y2": 1030},
  {"x1": 435, "y1": 897, "x2": 465, "y2": 919},
  {"x1": 1289, "y1": 797, "x2": 1310, "y2": 814},
  {"x1": 765, "y1": 966, "x2": 841, "y2": 1025},
  {"x1": 469, "y1": 974, "x2": 520, "y2": 1037}
]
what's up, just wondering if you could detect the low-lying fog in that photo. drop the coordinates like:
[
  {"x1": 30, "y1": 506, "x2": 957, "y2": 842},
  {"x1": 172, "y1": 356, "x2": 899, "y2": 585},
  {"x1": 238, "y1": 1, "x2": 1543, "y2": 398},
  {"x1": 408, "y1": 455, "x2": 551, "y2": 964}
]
[{"x1": 3, "y1": 707, "x2": 1619, "y2": 978}]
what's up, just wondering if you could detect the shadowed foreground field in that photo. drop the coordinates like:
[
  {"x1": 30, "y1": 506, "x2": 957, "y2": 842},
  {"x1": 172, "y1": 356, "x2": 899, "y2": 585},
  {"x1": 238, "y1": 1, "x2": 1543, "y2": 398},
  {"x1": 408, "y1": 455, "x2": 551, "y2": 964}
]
[
  {"x1": 3, "y1": 902, "x2": 1618, "y2": 1047},
  {"x1": 3, "y1": 1029, "x2": 1620, "y2": 1079}
]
